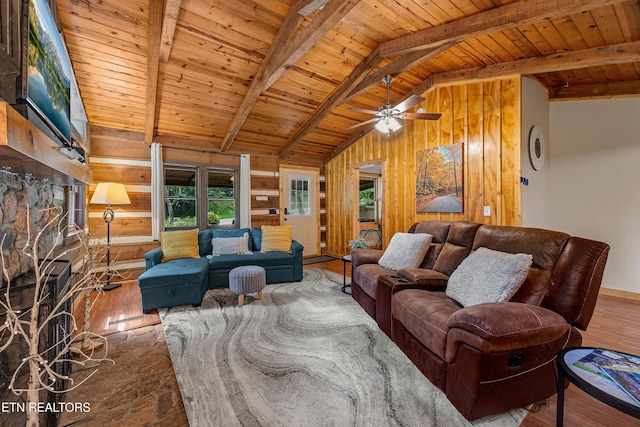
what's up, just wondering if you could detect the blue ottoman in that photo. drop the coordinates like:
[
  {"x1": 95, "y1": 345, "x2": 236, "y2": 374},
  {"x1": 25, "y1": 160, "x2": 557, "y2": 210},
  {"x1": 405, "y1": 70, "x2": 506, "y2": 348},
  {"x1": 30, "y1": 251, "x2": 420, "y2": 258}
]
[{"x1": 137, "y1": 257, "x2": 209, "y2": 313}]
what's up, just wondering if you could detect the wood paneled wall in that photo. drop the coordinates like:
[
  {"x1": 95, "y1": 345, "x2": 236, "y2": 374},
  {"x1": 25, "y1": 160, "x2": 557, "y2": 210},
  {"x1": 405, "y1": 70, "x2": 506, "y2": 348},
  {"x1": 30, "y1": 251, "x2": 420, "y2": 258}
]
[
  {"x1": 88, "y1": 127, "x2": 328, "y2": 277},
  {"x1": 324, "y1": 77, "x2": 522, "y2": 257}
]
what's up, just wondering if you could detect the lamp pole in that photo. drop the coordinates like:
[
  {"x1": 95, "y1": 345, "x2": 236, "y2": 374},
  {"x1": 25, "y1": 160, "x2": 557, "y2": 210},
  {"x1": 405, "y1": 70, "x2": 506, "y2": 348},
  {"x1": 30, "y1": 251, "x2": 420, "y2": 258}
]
[{"x1": 102, "y1": 203, "x2": 120, "y2": 291}]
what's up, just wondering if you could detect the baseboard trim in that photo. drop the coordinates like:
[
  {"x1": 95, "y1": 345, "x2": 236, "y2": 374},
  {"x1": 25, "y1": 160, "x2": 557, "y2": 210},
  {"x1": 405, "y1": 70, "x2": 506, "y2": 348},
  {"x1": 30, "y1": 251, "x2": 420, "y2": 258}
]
[{"x1": 599, "y1": 287, "x2": 640, "y2": 301}]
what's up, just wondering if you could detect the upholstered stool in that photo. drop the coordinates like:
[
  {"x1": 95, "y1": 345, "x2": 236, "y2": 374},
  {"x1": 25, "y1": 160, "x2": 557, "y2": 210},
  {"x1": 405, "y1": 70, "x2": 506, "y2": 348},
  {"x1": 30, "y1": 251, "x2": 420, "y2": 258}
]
[
  {"x1": 228, "y1": 265, "x2": 266, "y2": 307},
  {"x1": 138, "y1": 257, "x2": 209, "y2": 313}
]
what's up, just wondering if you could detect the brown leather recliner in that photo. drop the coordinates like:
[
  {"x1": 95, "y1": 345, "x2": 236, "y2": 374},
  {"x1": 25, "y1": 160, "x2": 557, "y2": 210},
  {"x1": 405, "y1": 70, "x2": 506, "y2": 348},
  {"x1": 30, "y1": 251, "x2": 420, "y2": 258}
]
[
  {"x1": 351, "y1": 220, "x2": 458, "y2": 336},
  {"x1": 389, "y1": 224, "x2": 609, "y2": 420}
]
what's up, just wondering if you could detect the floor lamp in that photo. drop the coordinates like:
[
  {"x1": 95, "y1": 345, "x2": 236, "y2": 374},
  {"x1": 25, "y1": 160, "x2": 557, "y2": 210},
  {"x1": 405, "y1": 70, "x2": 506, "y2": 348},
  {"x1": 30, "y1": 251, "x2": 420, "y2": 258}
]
[{"x1": 89, "y1": 182, "x2": 131, "y2": 291}]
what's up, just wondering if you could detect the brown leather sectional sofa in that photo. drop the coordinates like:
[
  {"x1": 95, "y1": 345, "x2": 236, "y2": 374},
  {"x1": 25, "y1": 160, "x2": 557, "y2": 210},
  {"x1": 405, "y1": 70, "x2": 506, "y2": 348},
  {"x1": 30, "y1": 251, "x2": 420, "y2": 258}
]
[{"x1": 350, "y1": 220, "x2": 610, "y2": 420}]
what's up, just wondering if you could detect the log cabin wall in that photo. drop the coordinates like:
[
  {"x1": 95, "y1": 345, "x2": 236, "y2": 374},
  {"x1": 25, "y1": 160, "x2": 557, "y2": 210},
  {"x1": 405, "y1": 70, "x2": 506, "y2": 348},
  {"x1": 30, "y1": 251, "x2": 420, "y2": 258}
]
[
  {"x1": 88, "y1": 126, "x2": 327, "y2": 278},
  {"x1": 325, "y1": 77, "x2": 522, "y2": 258}
]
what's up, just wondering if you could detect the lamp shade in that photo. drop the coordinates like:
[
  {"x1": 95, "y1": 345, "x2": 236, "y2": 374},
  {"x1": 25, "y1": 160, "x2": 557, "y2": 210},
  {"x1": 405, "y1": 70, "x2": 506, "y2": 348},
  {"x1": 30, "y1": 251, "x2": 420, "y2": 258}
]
[{"x1": 90, "y1": 182, "x2": 131, "y2": 205}]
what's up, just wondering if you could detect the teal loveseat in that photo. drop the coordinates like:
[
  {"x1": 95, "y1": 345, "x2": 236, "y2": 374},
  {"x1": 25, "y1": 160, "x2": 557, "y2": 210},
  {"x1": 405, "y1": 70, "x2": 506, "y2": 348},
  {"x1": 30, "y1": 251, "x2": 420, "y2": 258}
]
[{"x1": 138, "y1": 228, "x2": 304, "y2": 312}]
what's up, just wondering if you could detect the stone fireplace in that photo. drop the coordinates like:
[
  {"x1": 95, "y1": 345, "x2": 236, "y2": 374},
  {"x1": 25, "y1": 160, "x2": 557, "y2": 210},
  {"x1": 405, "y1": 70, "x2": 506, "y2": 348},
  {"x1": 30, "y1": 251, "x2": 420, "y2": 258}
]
[{"x1": 0, "y1": 170, "x2": 61, "y2": 283}]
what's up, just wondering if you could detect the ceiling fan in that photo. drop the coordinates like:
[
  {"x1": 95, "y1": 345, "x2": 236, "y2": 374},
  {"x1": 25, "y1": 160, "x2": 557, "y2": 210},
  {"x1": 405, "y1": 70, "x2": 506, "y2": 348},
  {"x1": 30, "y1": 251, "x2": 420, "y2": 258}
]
[{"x1": 346, "y1": 75, "x2": 441, "y2": 134}]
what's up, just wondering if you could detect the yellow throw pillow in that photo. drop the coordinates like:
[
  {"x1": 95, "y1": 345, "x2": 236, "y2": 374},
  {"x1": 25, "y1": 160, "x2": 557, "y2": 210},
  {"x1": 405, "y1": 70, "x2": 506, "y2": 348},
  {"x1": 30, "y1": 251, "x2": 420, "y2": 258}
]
[
  {"x1": 161, "y1": 229, "x2": 200, "y2": 262},
  {"x1": 260, "y1": 225, "x2": 292, "y2": 253}
]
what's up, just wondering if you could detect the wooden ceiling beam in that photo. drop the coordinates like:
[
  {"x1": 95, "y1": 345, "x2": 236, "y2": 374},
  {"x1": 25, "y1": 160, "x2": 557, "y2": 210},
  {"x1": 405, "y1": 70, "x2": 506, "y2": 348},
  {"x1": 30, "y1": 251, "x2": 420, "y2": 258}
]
[
  {"x1": 263, "y1": 0, "x2": 362, "y2": 89},
  {"x1": 548, "y1": 79, "x2": 640, "y2": 100},
  {"x1": 159, "y1": 0, "x2": 182, "y2": 63},
  {"x1": 278, "y1": 47, "x2": 382, "y2": 158},
  {"x1": 219, "y1": 0, "x2": 306, "y2": 152},
  {"x1": 434, "y1": 41, "x2": 640, "y2": 84},
  {"x1": 298, "y1": 0, "x2": 332, "y2": 16},
  {"x1": 144, "y1": 0, "x2": 163, "y2": 144},
  {"x1": 343, "y1": 42, "x2": 456, "y2": 104},
  {"x1": 379, "y1": 0, "x2": 629, "y2": 57},
  {"x1": 220, "y1": 0, "x2": 361, "y2": 152}
]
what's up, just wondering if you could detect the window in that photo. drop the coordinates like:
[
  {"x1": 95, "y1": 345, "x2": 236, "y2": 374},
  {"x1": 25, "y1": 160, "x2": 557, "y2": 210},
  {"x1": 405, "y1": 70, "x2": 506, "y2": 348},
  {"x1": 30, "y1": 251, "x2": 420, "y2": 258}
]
[
  {"x1": 164, "y1": 167, "x2": 197, "y2": 228},
  {"x1": 164, "y1": 166, "x2": 238, "y2": 230},
  {"x1": 359, "y1": 178, "x2": 378, "y2": 222},
  {"x1": 289, "y1": 177, "x2": 310, "y2": 215},
  {"x1": 207, "y1": 170, "x2": 236, "y2": 226}
]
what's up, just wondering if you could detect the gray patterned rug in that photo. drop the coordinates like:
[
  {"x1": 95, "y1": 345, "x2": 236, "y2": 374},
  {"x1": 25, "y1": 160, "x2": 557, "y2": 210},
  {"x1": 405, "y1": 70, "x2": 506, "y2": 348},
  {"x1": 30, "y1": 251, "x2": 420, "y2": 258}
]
[{"x1": 159, "y1": 268, "x2": 527, "y2": 427}]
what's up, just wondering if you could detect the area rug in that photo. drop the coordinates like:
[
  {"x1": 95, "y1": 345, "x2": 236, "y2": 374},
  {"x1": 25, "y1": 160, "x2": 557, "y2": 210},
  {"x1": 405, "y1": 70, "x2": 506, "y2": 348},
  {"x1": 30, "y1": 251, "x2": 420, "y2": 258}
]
[{"x1": 159, "y1": 268, "x2": 527, "y2": 427}]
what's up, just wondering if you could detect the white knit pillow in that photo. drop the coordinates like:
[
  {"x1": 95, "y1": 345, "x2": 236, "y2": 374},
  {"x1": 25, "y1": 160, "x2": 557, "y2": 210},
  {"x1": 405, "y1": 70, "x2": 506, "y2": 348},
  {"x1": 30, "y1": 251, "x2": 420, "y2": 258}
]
[
  {"x1": 211, "y1": 232, "x2": 252, "y2": 256},
  {"x1": 446, "y1": 247, "x2": 533, "y2": 307},
  {"x1": 378, "y1": 232, "x2": 433, "y2": 271}
]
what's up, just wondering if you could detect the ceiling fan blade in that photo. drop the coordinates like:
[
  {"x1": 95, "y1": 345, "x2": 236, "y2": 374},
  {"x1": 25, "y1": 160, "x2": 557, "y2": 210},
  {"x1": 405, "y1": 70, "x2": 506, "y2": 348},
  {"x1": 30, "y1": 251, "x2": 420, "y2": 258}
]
[
  {"x1": 393, "y1": 95, "x2": 425, "y2": 113},
  {"x1": 347, "y1": 107, "x2": 382, "y2": 115},
  {"x1": 345, "y1": 117, "x2": 380, "y2": 130},
  {"x1": 402, "y1": 112, "x2": 442, "y2": 120}
]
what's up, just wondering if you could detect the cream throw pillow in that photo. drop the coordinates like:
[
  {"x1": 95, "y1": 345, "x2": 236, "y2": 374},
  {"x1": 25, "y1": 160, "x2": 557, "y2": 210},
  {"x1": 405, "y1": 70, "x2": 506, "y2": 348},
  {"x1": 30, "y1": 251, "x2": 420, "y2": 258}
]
[
  {"x1": 445, "y1": 247, "x2": 533, "y2": 307},
  {"x1": 260, "y1": 225, "x2": 292, "y2": 253},
  {"x1": 211, "y1": 233, "x2": 252, "y2": 256},
  {"x1": 161, "y1": 229, "x2": 200, "y2": 262},
  {"x1": 378, "y1": 232, "x2": 433, "y2": 271}
]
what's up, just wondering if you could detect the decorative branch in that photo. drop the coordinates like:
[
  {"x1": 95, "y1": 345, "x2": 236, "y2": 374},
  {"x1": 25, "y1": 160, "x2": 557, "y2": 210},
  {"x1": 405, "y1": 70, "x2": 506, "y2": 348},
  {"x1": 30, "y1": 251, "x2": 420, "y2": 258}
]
[{"x1": 0, "y1": 206, "x2": 113, "y2": 427}]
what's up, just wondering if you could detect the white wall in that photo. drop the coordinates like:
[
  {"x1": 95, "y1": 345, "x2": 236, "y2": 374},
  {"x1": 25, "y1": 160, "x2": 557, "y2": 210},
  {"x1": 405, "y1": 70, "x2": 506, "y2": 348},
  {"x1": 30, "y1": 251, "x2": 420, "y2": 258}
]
[
  {"x1": 521, "y1": 77, "x2": 550, "y2": 228},
  {"x1": 549, "y1": 98, "x2": 640, "y2": 293}
]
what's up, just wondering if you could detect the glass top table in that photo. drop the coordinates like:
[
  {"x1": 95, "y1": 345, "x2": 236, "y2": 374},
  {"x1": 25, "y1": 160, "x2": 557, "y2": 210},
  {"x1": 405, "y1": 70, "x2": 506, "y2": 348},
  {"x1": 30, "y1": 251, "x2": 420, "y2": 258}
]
[{"x1": 557, "y1": 347, "x2": 640, "y2": 426}]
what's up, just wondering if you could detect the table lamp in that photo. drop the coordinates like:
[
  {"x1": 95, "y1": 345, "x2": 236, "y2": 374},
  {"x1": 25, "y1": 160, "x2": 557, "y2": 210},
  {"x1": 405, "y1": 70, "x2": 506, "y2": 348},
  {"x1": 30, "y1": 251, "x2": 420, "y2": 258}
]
[{"x1": 89, "y1": 182, "x2": 131, "y2": 291}]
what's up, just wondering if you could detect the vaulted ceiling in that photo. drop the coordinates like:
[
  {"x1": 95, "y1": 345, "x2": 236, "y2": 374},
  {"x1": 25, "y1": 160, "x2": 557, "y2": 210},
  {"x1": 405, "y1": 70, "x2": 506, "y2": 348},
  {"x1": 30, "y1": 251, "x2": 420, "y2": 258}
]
[{"x1": 57, "y1": 0, "x2": 640, "y2": 164}]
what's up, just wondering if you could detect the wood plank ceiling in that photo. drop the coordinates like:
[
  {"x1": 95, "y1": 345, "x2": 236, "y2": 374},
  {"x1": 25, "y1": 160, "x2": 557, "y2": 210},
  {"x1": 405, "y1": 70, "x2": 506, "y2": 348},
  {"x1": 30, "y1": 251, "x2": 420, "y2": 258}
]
[{"x1": 57, "y1": 0, "x2": 640, "y2": 164}]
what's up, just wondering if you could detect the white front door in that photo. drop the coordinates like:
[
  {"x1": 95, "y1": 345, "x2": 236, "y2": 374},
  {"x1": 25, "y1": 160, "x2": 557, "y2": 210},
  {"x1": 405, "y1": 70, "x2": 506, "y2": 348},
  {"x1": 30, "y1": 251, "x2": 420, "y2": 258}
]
[{"x1": 281, "y1": 167, "x2": 319, "y2": 257}]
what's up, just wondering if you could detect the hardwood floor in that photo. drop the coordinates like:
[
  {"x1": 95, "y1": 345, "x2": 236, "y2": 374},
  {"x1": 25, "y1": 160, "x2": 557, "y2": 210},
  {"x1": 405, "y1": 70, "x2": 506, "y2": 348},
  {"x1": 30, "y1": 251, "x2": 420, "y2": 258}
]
[{"x1": 78, "y1": 260, "x2": 640, "y2": 426}]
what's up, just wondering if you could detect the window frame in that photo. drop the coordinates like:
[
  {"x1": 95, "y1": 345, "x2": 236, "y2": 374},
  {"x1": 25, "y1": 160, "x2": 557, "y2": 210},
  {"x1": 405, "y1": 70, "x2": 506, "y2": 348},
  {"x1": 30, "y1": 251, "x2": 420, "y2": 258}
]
[
  {"x1": 163, "y1": 164, "x2": 239, "y2": 231},
  {"x1": 205, "y1": 167, "x2": 238, "y2": 230},
  {"x1": 164, "y1": 165, "x2": 199, "y2": 230},
  {"x1": 358, "y1": 176, "x2": 379, "y2": 223}
]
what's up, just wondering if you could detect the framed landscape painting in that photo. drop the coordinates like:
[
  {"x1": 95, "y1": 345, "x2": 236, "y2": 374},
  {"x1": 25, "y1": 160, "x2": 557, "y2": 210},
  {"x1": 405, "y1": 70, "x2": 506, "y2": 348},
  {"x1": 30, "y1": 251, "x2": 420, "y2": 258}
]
[{"x1": 416, "y1": 143, "x2": 463, "y2": 213}]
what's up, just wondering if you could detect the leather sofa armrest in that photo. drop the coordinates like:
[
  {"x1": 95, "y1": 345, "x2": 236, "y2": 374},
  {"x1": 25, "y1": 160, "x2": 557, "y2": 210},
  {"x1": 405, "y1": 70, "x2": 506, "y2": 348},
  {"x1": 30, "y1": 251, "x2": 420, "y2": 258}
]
[
  {"x1": 144, "y1": 247, "x2": 163, "y2": 269},
  {"x1": 351, "y1": 248, "x2": 384, "y2": 269},
  {"x1": 445, "y1": 302, "x2": 570, "y2": 362},
  {"x1": 397, "y1": 268, "x2": 449, "y2": 290}
]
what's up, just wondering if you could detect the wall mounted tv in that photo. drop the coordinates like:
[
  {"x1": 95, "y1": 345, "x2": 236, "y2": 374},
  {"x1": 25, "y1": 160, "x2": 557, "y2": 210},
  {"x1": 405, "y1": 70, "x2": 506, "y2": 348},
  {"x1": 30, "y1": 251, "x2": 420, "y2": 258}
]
[{"x1": 17, "y1": 0, "x2": 72, "y2": 147}]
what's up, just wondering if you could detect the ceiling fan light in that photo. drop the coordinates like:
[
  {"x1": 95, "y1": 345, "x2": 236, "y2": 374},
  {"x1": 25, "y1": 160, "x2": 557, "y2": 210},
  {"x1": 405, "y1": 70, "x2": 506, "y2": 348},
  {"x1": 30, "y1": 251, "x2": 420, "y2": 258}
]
[
  {"x1": 388, "y1": 117, "x2": 402, "y2": 132},
  {"x1": 375, "y1": 119, "x2": 390, "y2": 133},
  {"x1": 375, "y1": 117, "x2": 402, "y2": 134}
]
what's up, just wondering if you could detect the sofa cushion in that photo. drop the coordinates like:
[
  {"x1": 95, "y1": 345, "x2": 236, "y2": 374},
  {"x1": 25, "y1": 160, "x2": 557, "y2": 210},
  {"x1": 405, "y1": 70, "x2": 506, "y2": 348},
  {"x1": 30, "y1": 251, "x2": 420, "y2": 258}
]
[
  {"x1": 378, "y1": 232, "x2": 433, "y2": 271},
  {"x1": 353, "y1": 263, "x2": 396, "y2": 299},
  {"x1": 261, "y1": 225, "x2": 292, "y2": 253},
  {"x1": 445, "y1": 247, "x2": 533, "y2": 307},
  {"x1": 392, "y1": 290, "x2": 460, "y2": 360},
  {"x1": 211, "y1": 233, "x2": 252, "y2": 256},
  {"x1": 213, "y1": 228, "x2": 251, "y2": 239},
  {"x1": 250, "y1": 227, "x2": 262, "y2": 251},
  {"x1": 198, "y1": 230, "x2": 213, "y2": 257},
  {"x1": 139, "y1": 257, "x2": 209, "y2": 287},
  {"x1": 161, "y1": 229, "x2": 200, "y2": 262},
  {"x1": 208, "y1": 252, "x2": 294, "y2": 269},
  {"x1": 432, "y1": 221, "x2": 481, "y2": 276}
]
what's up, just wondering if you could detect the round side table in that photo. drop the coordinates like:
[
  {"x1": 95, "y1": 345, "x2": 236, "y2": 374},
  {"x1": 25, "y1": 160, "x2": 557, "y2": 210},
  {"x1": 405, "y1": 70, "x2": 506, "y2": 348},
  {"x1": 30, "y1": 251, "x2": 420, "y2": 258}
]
[{"x1": 557, "y1": 347, "x2": 640, "y2": 426}]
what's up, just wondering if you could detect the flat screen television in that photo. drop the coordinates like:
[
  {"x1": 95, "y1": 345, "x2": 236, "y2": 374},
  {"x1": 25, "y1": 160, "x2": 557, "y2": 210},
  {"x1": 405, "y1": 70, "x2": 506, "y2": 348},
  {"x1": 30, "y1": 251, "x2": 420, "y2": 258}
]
[{"x1": 17, "y1": 0, "x2": 72, "y2": 146}]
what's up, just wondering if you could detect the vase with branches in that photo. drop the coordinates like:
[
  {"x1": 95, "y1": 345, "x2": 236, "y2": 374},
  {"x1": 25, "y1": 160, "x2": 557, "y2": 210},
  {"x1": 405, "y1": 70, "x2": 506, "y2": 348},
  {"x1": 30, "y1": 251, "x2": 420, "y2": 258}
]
[{"x1": 0, "y1": 206, "x2": 111, "y2": 427}]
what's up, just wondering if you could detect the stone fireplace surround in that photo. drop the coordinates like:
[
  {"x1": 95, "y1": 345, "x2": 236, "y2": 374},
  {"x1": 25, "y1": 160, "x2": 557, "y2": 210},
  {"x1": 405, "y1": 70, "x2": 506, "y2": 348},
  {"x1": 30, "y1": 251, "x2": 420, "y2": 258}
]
[{"x1": 0, "y1": 170, "x2": 60, "y2": 282}]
